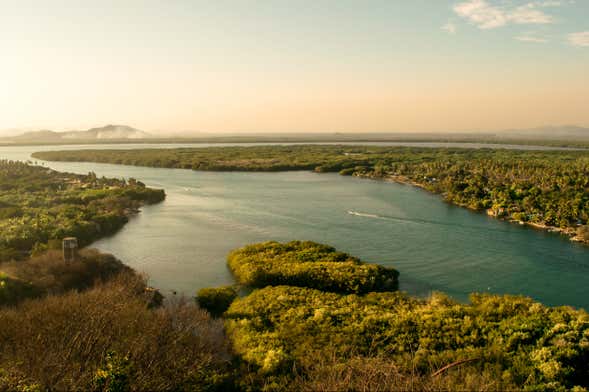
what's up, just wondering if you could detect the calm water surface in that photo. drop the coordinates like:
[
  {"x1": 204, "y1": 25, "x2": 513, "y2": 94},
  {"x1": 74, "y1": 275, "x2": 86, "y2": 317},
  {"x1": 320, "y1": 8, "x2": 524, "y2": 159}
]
[{"x1": 1, "y1": 143, "x2": 588, "y2": 309}]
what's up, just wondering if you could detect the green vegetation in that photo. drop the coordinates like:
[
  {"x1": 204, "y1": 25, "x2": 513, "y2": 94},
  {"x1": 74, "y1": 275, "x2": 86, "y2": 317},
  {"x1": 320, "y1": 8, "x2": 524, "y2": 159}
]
[
  {"x1": 2, "y1": 156, "x2": 586, "y2": 390},
  {"x1": 34, "y1": 145, "x2": 589, "y2": 243},
  {"x1": 225, "y1": 286, "x2": 589, "y2": 390},
  {"x1": 0, "y1": 160, "x2": 165, "y2": 261},
  {"x1": 219, "y1": 242, "x2": 589, "y2": 391},
  {"x1": 228, "y1": 241, "x2": 398, "y2": 294},
  {"x1": 196, "y1": 286, "x2": 238, "y2": 317},
  {"x1": 0, "y1": 162, "x2": 231, "y2": 391},
  {"x1": 1, "y1": 223, "x2": 588, "y2": 391}
]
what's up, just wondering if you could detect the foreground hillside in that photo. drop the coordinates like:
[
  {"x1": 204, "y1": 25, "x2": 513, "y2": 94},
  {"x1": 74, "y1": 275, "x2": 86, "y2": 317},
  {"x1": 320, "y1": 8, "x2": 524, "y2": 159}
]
[
  {"x1": 1, "y1": 236, "x2": 588, "y2": 390},
  {"x1": 33, "y1": 146, "x2": 589, "y2": 244},
  {"x1": 0, "y1": 264, "x2": 232, "y2": 391}
]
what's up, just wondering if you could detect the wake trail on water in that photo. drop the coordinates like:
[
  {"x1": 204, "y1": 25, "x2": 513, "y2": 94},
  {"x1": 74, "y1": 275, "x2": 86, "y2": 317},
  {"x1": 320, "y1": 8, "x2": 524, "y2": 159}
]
[{"x1": 346, "y1": 210, "x2": 516, "y2": 234}]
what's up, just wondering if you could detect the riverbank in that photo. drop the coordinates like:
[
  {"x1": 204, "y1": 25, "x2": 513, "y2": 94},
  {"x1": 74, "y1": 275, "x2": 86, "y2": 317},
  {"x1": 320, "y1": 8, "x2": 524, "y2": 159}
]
[
  {"x1": 362, "y1": 172, "x2": 589, "y2": 246},
  {"x1": 0, "y1": 160, "x2": 165, "y2": 261},
  {"x1": 31, "y1": 146, "x2": 589, "y2": 249}
]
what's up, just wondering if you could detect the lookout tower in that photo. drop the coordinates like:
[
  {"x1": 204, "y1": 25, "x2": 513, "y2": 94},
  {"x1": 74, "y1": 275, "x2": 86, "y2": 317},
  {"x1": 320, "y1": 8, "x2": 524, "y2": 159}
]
[{"x1": 62, "y1": 237, "x2": 78, "y2": 263}]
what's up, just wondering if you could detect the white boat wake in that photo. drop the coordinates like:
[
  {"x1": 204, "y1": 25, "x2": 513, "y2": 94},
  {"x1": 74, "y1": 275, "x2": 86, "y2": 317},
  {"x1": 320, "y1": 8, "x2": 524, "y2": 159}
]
[{"x1": 347, "y1": 210, "x2": 381, "y2": 219}]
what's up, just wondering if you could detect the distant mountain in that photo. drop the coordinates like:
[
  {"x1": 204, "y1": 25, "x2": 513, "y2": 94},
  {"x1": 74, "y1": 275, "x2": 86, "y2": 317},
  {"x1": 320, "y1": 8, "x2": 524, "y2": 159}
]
[
  {"x1": 2, "y1": 124, "x2": 588, "y2": 144},
  {"x1": 16, "y1": 130, "x2": 61, "y2": 140},
  {"x1": 65, "y1": 125, "x2": 150, "y2": 140},
  {"x1": 4, "y1": 125, "x2": 150, "y2": 142}
]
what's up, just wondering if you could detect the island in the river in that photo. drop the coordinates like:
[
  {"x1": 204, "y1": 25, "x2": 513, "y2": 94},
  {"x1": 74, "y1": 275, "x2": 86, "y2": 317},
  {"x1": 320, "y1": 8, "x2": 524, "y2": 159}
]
[{"x1": 33, "y1": 145, "x2": 589, "y2": 245}]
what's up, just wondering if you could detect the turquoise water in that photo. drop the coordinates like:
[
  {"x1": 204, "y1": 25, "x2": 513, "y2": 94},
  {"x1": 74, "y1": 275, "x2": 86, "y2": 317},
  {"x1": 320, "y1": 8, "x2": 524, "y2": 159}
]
[{"x1": 1, "y1": 144, "x2": 588, "y2": 309}]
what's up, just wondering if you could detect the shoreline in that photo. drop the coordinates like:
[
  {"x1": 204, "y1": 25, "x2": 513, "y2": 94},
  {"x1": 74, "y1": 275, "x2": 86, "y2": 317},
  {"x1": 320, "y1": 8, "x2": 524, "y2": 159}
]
[
  {"x1": 355, "y1": 172, "x2": 589, "y2": 246},
  {"x1": 25, "y1": 148, "x2": 589, "y2": 247}
]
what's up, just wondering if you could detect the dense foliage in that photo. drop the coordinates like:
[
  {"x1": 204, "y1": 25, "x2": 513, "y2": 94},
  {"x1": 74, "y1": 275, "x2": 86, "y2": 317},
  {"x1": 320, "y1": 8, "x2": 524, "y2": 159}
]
[
  {"x1": 196, "y1": 286, "x2": 238, "y2": 317},
  {"x1": 0, "y1": 160, "x2": 165, "y2": 261},
  {"x1": 227, "y1": 241, "x2": 398, "y2": 294},
  {"x1": 34, "y1": 146, "x2": 589, "y2": 241},
  {"x1": 225, "y1": 286, "x2": 589, "y2": 391},
  {"x1": 216, "y1": 241, "x2": 589, "y2": 390}
]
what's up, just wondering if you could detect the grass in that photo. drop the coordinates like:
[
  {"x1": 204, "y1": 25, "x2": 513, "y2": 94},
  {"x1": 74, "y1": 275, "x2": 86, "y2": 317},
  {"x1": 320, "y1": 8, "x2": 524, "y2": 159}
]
[
  {"x1": 0, "y1": 273, "x2": 232, "y2": 391},
  {"x1": 291, "y1": 352, "x2": 517, "y2": 392},
  {"x1": 0, "y1": 249, "x2": 131, "y2": 306}
]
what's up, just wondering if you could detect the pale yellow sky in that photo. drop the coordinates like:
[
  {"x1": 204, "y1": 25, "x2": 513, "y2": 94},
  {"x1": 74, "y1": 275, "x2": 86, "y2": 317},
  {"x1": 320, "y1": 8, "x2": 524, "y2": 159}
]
[{"x1": 1, "y1": 1, "x2": 588, "y2": 134}]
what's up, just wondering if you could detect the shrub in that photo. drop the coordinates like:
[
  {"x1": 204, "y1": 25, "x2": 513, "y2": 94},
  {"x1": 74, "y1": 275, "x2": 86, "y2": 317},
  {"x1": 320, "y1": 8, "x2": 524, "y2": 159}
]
[
  {"x1": 227, "y1": 241, "x2": 398, "y2": 294},
  {"x1": 0, "y1": 274, "x2": 232, "y2": 391},
  {"x1": 0, "y1": 273, "x2": 40, "y2": 308},
  {"x1": 93, "y1": 351, "x2": 132, "y2": 392},
  {"x1": 0, "y1": 249, "x2": 132, "y2": 306},
  {"x1": 578, "y1": 225, "x2": 589, "y2": 241},
  {"x1": 196, "y1": 286, "x2": 238, "y2": 317},
  {"x1": 291, "y1": 352, "x2": 517, "y2": 392}
]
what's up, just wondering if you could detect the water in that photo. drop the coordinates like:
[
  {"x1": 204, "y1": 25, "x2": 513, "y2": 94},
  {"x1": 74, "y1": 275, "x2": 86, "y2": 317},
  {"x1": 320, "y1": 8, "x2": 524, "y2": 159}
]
[
  {"x1": 1, "y1": 141, "x2": 585, "y2": 151},
  {"x1": 1, "y1": 143, "x2": 588, "y2": 309}
]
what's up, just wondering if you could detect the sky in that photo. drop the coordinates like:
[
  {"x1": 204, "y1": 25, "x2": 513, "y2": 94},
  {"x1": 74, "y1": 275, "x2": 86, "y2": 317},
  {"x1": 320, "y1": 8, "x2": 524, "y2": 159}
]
[{"x1": 0, "y1": 0, "x2": 588, "y2": 135}]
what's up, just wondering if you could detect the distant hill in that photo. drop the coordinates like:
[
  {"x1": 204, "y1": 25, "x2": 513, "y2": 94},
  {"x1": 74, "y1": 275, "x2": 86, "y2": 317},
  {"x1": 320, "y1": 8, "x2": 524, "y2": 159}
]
[
  {"x1": 2, "y1": 124, "x2": 588, "y2": 145},
  {"x1": 66, "y1": 125, "x2": 150, "y2": 140},
  {"x1": 4, "y1": 125, "x2": 150, "y2": 142}
]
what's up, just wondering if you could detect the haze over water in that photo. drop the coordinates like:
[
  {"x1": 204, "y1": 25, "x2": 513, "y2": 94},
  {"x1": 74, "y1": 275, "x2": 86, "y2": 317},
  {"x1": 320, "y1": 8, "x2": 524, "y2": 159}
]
[{"x1": 2, "y1": 143, "x2": 588, "y2": 310}]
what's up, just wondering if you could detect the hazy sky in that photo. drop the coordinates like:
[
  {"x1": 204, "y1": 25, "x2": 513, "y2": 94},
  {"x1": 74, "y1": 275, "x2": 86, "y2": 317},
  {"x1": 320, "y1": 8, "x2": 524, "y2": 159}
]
[{"x1": 1, "y1": 0, "x2": 588, "y2": 134}]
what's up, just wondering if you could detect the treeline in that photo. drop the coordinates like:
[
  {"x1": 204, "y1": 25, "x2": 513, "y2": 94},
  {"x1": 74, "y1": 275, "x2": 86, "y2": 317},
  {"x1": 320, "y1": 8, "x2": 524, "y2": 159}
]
[
  {"x1": 200, "y1": 241, "x2": 589, "y2": 391},
  {"x1": 0, "y1": 160, "x2": 165, "y2": 261},
  {"x1": 34, "y1": 146, "x2": 589, "y2": 241}
]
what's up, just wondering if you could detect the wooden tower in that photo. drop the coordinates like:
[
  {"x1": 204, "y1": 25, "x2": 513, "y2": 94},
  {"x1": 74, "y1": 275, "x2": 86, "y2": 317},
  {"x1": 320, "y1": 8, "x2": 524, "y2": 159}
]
[{"x1": 62, "y1": 237, "x2": 78, "y2": 263}]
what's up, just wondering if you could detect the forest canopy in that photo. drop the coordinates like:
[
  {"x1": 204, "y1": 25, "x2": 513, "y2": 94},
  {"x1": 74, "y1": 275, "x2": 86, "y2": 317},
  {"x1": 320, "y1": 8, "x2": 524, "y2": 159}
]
[
  {"x1": 225, "y1": 285, "x2": 589, "y2": 391},
  {"x1": 0, "y1": 160, "x2": 165, "y2": 261},
  {"x1": 227, "y1": 240, "x2": 398, "y2": 294},
  {"x1": 219, "y1": 241, "x2": 589, "y2": 391}
]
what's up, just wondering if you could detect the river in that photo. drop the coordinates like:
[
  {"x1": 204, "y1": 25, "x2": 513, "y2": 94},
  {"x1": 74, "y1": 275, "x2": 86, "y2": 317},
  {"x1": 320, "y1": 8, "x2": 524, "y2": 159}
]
[{"x1": 1, "y1": 143, "x2": 588, "y2": 309}]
